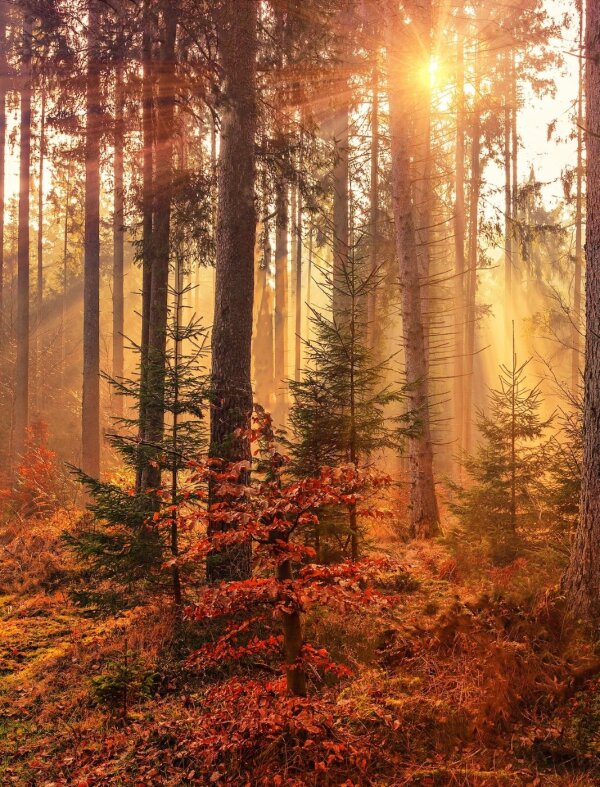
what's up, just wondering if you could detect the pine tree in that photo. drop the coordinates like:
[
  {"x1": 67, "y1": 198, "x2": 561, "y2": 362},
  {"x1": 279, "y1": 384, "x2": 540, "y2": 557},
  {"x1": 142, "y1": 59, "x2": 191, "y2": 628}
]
[
  {"x1": 545, "y1": 405, "x2": 581, "y2": 562},
  {"x1": 449, "y1": 338, "x2": 552, "y2": 565},
  {"x1": 66, "y1": 288, "x2": 209, "y2": 610},
  {"x1": 288, "y1": 245, "x2": 408, "y2": 561}
]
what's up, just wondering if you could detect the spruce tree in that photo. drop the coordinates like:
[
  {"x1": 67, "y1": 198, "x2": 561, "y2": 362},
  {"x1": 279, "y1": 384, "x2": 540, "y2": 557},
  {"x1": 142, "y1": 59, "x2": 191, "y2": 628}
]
[
  {"x1": 66, "y1": 280, "x2": 209, "y2": 610},
  {"x1": 449, "y1": 337, "x2": 552, "y2": 565},
  {"x1": 288, "y1": 245, "x2": 409, "y2": 561}
]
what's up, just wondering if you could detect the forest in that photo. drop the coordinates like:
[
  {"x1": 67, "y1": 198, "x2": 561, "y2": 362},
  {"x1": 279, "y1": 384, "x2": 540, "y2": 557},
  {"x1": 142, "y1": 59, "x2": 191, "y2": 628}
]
[{"x1": 0, "y1": 0, "x2": 599, "y2": 783}]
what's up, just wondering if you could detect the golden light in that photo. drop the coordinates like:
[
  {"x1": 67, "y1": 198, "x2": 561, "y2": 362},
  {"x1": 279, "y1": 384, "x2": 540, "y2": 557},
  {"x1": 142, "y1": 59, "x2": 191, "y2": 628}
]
[{"x1": 429, "y1": 55, "x2": 440, "y2": 87}]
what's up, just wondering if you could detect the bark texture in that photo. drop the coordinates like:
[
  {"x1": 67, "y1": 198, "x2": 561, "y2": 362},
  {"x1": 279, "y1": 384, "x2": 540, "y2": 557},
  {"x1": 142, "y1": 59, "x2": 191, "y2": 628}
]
[
  {"x1": 563, "y1": 0, "x2": 600, "y2": 621},
  {"x1": 572, "y1": 2, "x2": 584, "y2": 394},
  {"x1": 82, "y1": 0, "x2": 101, "y2": 477},
  {"x1": 0, "y1": 2, "x2": 6, "y2": 320},
  {"x1": 207, "y1": 0, "x2": 257, "y2": 582},
  {"x1": 141, "y1": 7, "x2": 177, "y2": 492},
  {"x1": 112, "y1": 53, "x2": 125, "y2": 414},
  {"x1": 454, "y1": 29, "x2": 466, "y2": 462},
  {"x1": 136, "y1": 1, "x2": 154, "y2": 491},
  {"x1": 14, "y1": 11, "x2": 32, "y2": 460},
  {"x1": 387, "y1": 12, "x2": 439, "y2": 538},
  {"x1": 463, "y1": 40, "x2": 481, "y2": 455}
]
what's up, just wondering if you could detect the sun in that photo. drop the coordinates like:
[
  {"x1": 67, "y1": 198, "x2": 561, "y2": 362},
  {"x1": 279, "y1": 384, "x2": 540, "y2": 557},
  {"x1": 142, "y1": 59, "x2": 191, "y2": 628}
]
[{"x1": 429, "y1": 55, "x2": 440, "y2": 87}]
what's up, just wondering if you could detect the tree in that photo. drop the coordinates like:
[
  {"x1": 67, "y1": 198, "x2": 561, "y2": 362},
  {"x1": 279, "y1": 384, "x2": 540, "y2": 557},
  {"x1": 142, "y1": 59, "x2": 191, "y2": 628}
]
[
  {"x1": 14, "y1": 5, "x2": 32, "y2": 462},
  {"x1": 112, "y1": 4, "x2": 125, "y2": 417},
  {"x1": 450, "y1": 341, "x2": 552, "y2": 565},
  {"x1": 136, "y1": 0, "x2": 154, "y2": 492},
  {"x1": 81, "y1": 0, "x2": 102, "y2": 477},
  {"x1": 66, "y1": 294, "x2": 209, "y2": 610},
  {"x1": 207, "y1": 0, "x2": 258, "y2": 582},
  {"x1": 272, "y1": 6, "x2": 290, "y2": 422},
  {"x1": 0, "y1": 1, "x2": 6, "y2": 321},
  {"x1": 563, "y1": 0, "x2": 600, "y2": 621},
  {"x1": 571, "y1": 0, "x2": 584, "y2": 394},
  {"x1": 288, "y1": 249, "x2": 407, "y2": 560},
  {"x1": 463, "y1": 13, "x2": 484, "y2": 455},
  {"x1": 386, "y1": 2, "x2": 439, "y2": 538},
  {"x1": 187, "y1": 413, "x2": 394, "y2": 697},
  {"x1": 140, "y1": 5, "x2": 177, "y2": 491},
  {"x1": 454, "y1": 20, "x2": 466, "y2": 464}
]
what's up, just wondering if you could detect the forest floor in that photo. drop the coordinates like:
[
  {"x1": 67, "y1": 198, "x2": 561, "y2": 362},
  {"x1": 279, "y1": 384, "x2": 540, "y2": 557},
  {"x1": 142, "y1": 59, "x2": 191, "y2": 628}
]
[{"x1": 0, "y1": 529, "x2": 599, "y2": 785}]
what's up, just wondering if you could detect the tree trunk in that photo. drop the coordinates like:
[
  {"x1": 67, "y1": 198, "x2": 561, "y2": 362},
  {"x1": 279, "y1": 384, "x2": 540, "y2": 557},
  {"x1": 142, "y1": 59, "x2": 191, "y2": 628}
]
[
  {"x1": 136, "y1": 1, "x2": 154, "y2": 490},
  {"x1": 60, "y1": 164, "x2": 70, "y2": 395},
  {"x1": 511, "y1": 51, "x2": 519, "y2": 280},
  {"x1": 463, "y1": 40, "x2": 481, "y2": 455},
  {"x1": 34, "y1": 86, "x2": 45, "y2": 415},
  {"x1": 277, "y1": 554, "x2": 306, "y2": 696},
  {"x1": 254, "y1": 177, "x2": 275, "y2": 410},
  {"x1": 454, "y1": 28, "x2": 466, "y2": 464},
  {"x1": 82, "y1": 0, "x2": 102, "y2": 478},
  {"x1": 274, "y1": 179, "x2": 288, "y2": 415},
  {"x1": 387, "y1": 15, "x2": 439, "y2": 539},
  {"x1": 572, "y1": 2, "x2": 584, "y2": 394},
  {"x1": 294, "y1": 187, "x2": 302, "y2": 382},
  {"x1": 14, "y1": 10, "x2": 32, "y2": 461},
  {"x1": 0, "y1": 2, "x2": 6, "y2": 323},
  {"x1": 367, "y1": 58, "x2": 379, "y2": 351},
  {"x1": 207, "y1": 0, "x2": 257, "y2": 582},
  {"x1": 113, "y1": 55, "x2": 125, "y2": 414},
  {"x1": 170, "y1": 245, "x2": 183, "y2": 607},
  {"x1": 332, "y1": 98, "x2": 349, "y2": 321},
  {"x1": 563, "y1": 0, "x2": 600, "y2": 621},
  {"x1": 142, "y1": 6, "x2": 177, "y2": 492},
  {"x1": 503, "y1": 50, "x2": 512, "y2": 350}
]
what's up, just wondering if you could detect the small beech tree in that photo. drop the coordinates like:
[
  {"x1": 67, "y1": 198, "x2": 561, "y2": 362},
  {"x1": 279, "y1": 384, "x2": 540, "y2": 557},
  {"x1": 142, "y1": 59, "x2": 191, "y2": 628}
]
[{"x1": 179, "y1": 411, "x2": 395, "y2": 697}]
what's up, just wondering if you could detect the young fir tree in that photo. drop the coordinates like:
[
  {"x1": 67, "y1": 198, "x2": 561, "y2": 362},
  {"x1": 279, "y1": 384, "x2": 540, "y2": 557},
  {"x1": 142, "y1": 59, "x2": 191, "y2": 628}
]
[
  {"x1": 449, "y1": 336, "x2": 552, "y2": 565},
  {"x1": 544, "y1": 403, "x2": 581, "y2": 563},
  {"x1": 288, "y1": 245, "x2": 409, "y2": 562},
  {"x1": 66, "y1": 278, "x2": 209, "y2": 610}
]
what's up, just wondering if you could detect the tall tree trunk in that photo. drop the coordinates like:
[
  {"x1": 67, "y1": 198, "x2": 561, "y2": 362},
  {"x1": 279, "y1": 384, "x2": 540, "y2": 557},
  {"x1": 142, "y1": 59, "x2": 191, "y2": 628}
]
[
  {"x1": 82, "y1": 0, "x2": 102, "y2": 477},
  {"x1": 207, "y1": 0, "x2": 257, "y2": 582},
  {"x1": 113, "y1": 55, "x2": 125, "y2": 413},
  {"x1": 387, "y1": 16, "x2": 439, "y2": 539},
  {"x1": 142, "y1": 7, "x2": 177, "y2": 491},
  {"x1": 274, "y1": 179, "x2": 288, "y2": 414},
  {"x1": 273, "y1": 8, "x2": 289, "y2": 421},
  {"x1": 572, "y1": 1, "x2": 584, "y2": 393},
  {"x1": 294, "y1": 187, "x2": 302, "y2": 381},
  {"x1": 367, "y1": 58, "x2": 379, "y2": 351},
  {"x1": 61, "y1": 166, "x2": 70, "y2": 396},
  {"x1": 563, "y1": 0, "x2": 600, "y2": 621},
  {"x1": 33, "y1": 81, "x2": 46, "y2": 417},
  {"x1": 511, "y1": 51, "x2": 519, "y2": 281},
  {"x1": 14, "y1": 9, "x2": 32, "y2": 460},
  {"x1": 305, "y1": 218, "x2": 313, "y2": 342},
  {"x1": 414, "y1": 2, "x2": 432, "y2": 365},
  {"x1": 0, "y1": 2, "x2": 6, "y2": 322},
  {"x1": 254, "y1": 176, "x2": 275, "y2": 410},
  {"x1": 170, "y1": 245, "x2": 183, "y2": 606},
  {"x1": 463, "y1": 41, "x2": 481, "y2": 455},
  {"x1": 454, "y1": 28, "x2": 466, "y2": 464},
  {"x1": 136, "y1": 3, "x2": 154, "y2": 490},
  {"x1": 34, "y1": 86, "x2": 45, "y2": 415},
  {"x1": 332, "y1": 98, "x2": 349, "y2": 321},
  {"x1": 503, "y1": 50, "x2": 513, "y2": 350}
]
